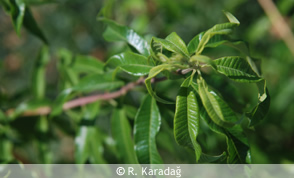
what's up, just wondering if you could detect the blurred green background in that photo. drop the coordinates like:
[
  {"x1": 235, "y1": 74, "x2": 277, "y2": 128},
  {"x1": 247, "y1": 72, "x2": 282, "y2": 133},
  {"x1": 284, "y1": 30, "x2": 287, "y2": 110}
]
[{"x1": 0, "y1": 0, "x2": 294, "y2": 164}]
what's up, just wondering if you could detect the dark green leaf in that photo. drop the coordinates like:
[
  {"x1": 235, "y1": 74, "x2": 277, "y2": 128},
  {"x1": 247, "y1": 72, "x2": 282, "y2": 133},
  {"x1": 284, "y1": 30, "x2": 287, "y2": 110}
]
[
  {"x1": 247, "y1": 80, "x2": 270, "y2": 126},
  {"x1": 145, "y1": 64, "x2": 175, "y2": 104},
  {"x1": 174, "y1": 76, "x2": 202, "y2": 161},
  {"x1": 214, "y1": 56, "x2": 262, "y2": 82},
  {"x1": 100, "y1": 18, "x2": 150, "y2": 56},
  {"x1": 112, "y1": 109, "x2": 138, "y2": 164},
  {"x1": 198, "y1": 152, "x2": 227, "y2": 163},
  {"x1": 134, "y1": 95, "x2": 163, "y2": 164},
  {"x1": 106, "y1": 52, "x2": 152, "y2": 76}
]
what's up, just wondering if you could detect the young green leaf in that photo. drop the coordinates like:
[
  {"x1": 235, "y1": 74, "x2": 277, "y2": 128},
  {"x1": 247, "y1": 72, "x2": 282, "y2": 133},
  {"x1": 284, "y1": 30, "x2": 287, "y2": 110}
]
[
  {"x1": 197, "y1": 77, "x2": 236, "y2": 128},
  {"x1": 72, "y1": 55, "x2": 104, "y2": 74},
  {"x1": 174, "y1": 76, "x2": 202, "y2": 161},
  {"x1": 145, "y1": 64, "x2": 175, "y2": 104},
  {"x1": 190, "y1": 55, "x2": 217, "y2": 70},
  {"x1": 134, "y1": 95, "x2": 163, "y2": 164},
  {"x1": 112, "y1": 109, "x2": 138, "y2": 164},
  {"x1": 106, "y1": 52, "x2": 152, "y2": 76},
  {"x1": 99, "y1": 18, "x2": 150, "y2": 57},
  {"x1": 151, "y1": 35, "x2": 190, "y2": 59},
  {"x1": 195, "y1": 12, "x2": 239, "y2": 55},
  {"x1": 214, "y1": 56, "x2": 262, "y2": 82}
]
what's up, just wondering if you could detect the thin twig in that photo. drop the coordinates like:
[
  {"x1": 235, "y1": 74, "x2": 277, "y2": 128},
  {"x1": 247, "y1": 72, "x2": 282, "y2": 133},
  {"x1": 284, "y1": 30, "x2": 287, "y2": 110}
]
[
  {"x1": 258, "y1": 0, "x2": 294, "y2": 57},
  {"x1": 7, "y1": 77, "x2": 166, "y2": 117}
]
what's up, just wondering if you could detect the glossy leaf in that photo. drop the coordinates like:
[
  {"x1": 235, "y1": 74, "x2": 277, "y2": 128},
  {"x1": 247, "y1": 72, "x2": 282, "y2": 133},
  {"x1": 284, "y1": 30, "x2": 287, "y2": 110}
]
[
  {"x1": 214, "y1": 56, "x2": 262, "y2": 82},
  {"x1": 197, "y1": 77, "x2": 236, "y2": 128},
  {"x1": 106, "y1": 52, "x2": 152, "y2": 76},
  {"x1": 112, "y1": 109, "x2": 138, "y2": 164},
  {"x1": 72, "y1": 55, "x2": 104, "y2": 74},
  {"x1": 100, "y1": 18, "x2": 150, "y2": 56},
  {"x1": 165, "y1": 32, "x2": 190, "y2": 58},
  {"x1": 247, "y1": 80, "x2": 270, "y2": 126},
  {"x1": 174, "y1": 76, "x2": 202, "y2": 161},
  {"x1": 134, "y1": 95, "x2": 163, "y2": 164},
  {"x1": 198, "y1": 152, "x2": 227, "y2": 163},
  {"x1": 145, "y1": 64, "x2": 175, "y2": 104}
]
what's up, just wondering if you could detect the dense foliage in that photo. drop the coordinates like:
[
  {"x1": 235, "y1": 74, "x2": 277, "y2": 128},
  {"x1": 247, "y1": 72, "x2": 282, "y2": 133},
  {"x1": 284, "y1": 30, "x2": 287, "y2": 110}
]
[{"x1": 0, "y1": 0, "x2": 293, "y2": 164}]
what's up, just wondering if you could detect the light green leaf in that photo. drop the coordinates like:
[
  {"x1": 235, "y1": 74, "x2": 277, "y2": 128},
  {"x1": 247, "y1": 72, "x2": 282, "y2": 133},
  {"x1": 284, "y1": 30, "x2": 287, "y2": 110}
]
[
  {"x1": 100, "y1": 18, "x2": 150, "y2": 56},
  {"x1": 145, "y1": 64, "x2": 175, "y2": 104},
  {"x1": 106, "y1": 52, "x2": 152, "y2": 76},
  {"x1": 190, "y1": 55, "x2": 217, "y2": 70},
  {"x1": 195, "y1": 12, "x2": 239, "y2": 55},
  {"x1": 134, "y1": 95, "x2": 163, "y2": 164},
  {"x1": 9, "y1": 0, "x2": 26, "y2": 35},
  {"x1": 214, "y1": 56, "x2": 262, "y2": 82},
  {"x1": 174, "y1": 76, "x2": 202, "y2": 161},
  {"x1": 72, "y1": 55, "x2": 104, "y2": 74},
  {"x1": 197, "y1": 77, "x2": 236, "y2": 128},
  {"x1": 151, "y1": 35, "x2": 190, "y2": 59},
  {"x1": 32, "y1": 46, "x2": 50, "y2": 100},
  {"x1": 247, "y1": 80, "x2": 270, "y2": 126},
  {"x1": 112, "y1": 109, "x2": 138, "y2": 164}
]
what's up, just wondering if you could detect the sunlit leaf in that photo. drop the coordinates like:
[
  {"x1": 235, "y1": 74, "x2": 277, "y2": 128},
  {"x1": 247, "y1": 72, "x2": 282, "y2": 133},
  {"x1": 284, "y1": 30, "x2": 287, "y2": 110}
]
[
  {"x1": 134, "y1": 95, "x2": 163, "y2": 164},
  {"x1": 112, "y1": 109, "x2": 138, "y2": 164},
  {"x1": 72, "y1": 55, "x2": 104, "y2": 74},
  {"x1": 190, "y1": 55, "x2": 216, "y2": 70}
]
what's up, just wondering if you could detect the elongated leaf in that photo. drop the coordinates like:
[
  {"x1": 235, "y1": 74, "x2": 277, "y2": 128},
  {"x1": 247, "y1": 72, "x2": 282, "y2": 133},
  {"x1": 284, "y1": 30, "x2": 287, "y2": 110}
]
[
  {"x1": 247, "y1": 80, "x2": 270, "y2": 126},
  {"x1": 32, "y1": 46, "x2": 50, "y2": 100},
  {"x1": 134, "y1": 95, "x2": 163, "y2": 164},
  {"x1": 100, "y1": 18, "x2": 149, "y2": 56},
  {"x1": 174, "y1": 76, "x2": 202, "y2": 161},
  {"x1": 51, "y1": 74, "x2": 124, "y2": 116},
  {"x1": 190, "y1": 55, "x2": 216, "y2": 70},
  {"x1": 9, "y1": 0, "x2": 25, "y2": 35},
  {"x1": 200, "y1": 108, "x2": 249, "y2": 164},
  {"x1": 106, "y1": 52, "x2": 152, "y2": 76},
  {"x1": 197, "y1": 77, "x2": 236, "y2": 128},
  {"x1": 195, "y1": 12, "x2": 239, "y2": 55},
  {"x1": 112, "y1": 109, "x2": 138, "y2": 164},
  {"x1": 145, "y1": 64, "x2": 175, "y2": 104},
  {"x1": 214, "y1": 56, "x2": 262, "y2": 82},
  {"x1": 165, "y1": 32, "x2": 189, "y2": 58},
  {"x1": 72, "y1": 55, "x2": 104, "y2": 74}
]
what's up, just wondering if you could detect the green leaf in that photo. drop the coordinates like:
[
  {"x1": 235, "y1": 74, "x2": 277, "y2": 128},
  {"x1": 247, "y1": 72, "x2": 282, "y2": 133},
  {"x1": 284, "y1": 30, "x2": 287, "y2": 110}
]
[
  {"x1": 174, "y1": 76, "x2": 202, "y2": 161},
  {"x1": 190, "y1": 55, "x2": 217, "y2": 70},
  {"x1": 100, "y1": 18, "x2": 150, "y2": 56},
  {"x1": 196, "y1": 77, "x2": 236, "y2": 128},
  {"x1": 151, "y1": 34, "x2": 190, "y2": 59},
  {"x1": 247, "y1": 80, "x2": 270, "y2": 126},
  {"x1": 72, "y1": 55, "x2": 104, "y2": 74},
  {"x1": 106, "y1": 52, "x2": 152, "y2": 76},
  {"x1": 195, "y1": 12, "x2": 239, "y2": 55},
  {"x1": 32, "y1": 46, "x2": 50, "y2": 100},
  {"x1": 51, "y1": 74, "x2": 124, "y2": 116},
  {"x1": 145, "y1": 64, "x2": 175, "y2": 104},
  {"x1": 198, "y1": 152, "x2": 227, "y2": 163},
  {"x1": 134, "y1": 95, "x2": 163, "y2": 164},
  {"x1": 112, "y1": 109, "x2": 138, "y2": 164},
  {"x1": 200, "y1": 108, "x2": 249, "y2": 164},
  {"x1": 9, "y1": 0, "x2": 26, "y2": 35},
  {"x1": 214, "y1": 56, "x2": 262, "y2": 82}
]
